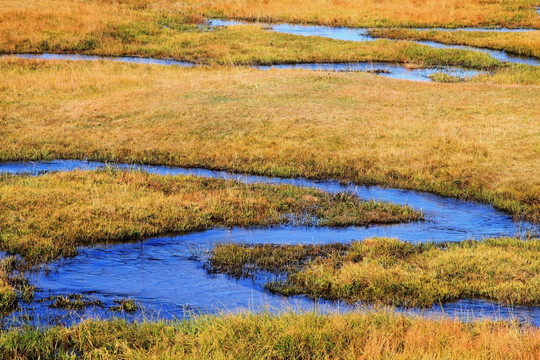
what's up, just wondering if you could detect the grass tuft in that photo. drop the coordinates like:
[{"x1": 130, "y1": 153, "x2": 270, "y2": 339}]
[
  {"x1": 209, "y1": 237, "x2": 540, "y2": 307},
  {"x1": 0, "y1": 170, "x2": 420, "y2": 264},
  {"x1": 1, "y1": 311, "x2": 540, "y2": 359}
]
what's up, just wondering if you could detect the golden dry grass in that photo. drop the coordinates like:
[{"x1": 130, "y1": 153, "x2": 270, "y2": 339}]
[
  {"x1": 370, "y1": 28, "x2": 540, "y2": 58},
  {"x1": 0, "y1": 0, "x2": 507, "y2": 70},
  {"x1": 0, "y1": 269, "x2": 16, "y2": 312},
  {"x1": 211, "y1": 238, "x2": 540, "y2": 307},
  {"x1": 474, "y1": 64, "x2": 540, "y2": 85},
  {"x1": 2, "y1": 311, "x2": 540, "y2": 359},
  {"x1": 1, "y1": 59, "x2": 538, "y2": 222},
  {"x1": 182, "y1": 0, "x2": 540, "y2": 29},
  {"x1": 0, "y1": 169, "x2": 419, "y2": 263},
  {"x1": 4, "y1": 0, "x2": 539, "y2": 33}
]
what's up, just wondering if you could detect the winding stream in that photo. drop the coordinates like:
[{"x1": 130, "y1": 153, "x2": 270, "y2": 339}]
[
  {"x1": 10, "y1": 53, "x2": 197, "y2": 68},
  {"x1": 4, "y1": 19, "x2": 539, "y2": 85},
  {"x1": 6, "y1": 53, "x2": 484, "y2": 83},
  {"x1": 210, "y1": 19, "x2": 540, "y2": 66},
  {"x1": 1, "y1": 160, "x2": 539, "y2": 328}
]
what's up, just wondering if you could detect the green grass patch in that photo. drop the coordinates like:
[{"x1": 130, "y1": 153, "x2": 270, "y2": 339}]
[
  {"x1": 0, "y1": 170, "x2": 421, "y2": 264},
  {"x1": 209, "y1": 237, "x2": 540, "y2": 307},
  {"x1": 428, "y1": 72, "x2": 465, "y2": 83},
  {"x1": 1, "y1": 311, "x2": 539, "y2": 359},
  {"x1": 1, "y1": 60, "x2": 538, "y2": 222},
  {"x1": 369, "y1": 28, "x2": 540, "y2": 59}
]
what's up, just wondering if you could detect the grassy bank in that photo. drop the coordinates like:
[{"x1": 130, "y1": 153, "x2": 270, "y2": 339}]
[
  {"x1": 0, "y1": 170, "x2": 419, "y2": 264},
  {"x1": 1, "y1": 0, "x2": 506, "y2": 70},
  {"x1": 1, "y1": 311, "x2": 540, "y2": 359},
  {"x1": 1, "y1": 60, "x2": 538, "y2": 222},
  {"x1": 428, "y1": 64, "x2": 540, "y2": 85},
  {"x1": 369, "y1": 28, "x2": 540, "y2": 59},
  {"x1": 473, "y1": 63, "x2": 540, "y2": 84},
  {"x1": 0, "y1": 258, "x2": 17, "y2": 312},
  {"x1": 4, "y1": 0, "x2": 540, "y2": 44},
  {"x1": 185, "y1": 0, "x2": 540, "y2": 29},
  {"x1": 209, "y1": 238, "x2": 540, "y2": 307}
]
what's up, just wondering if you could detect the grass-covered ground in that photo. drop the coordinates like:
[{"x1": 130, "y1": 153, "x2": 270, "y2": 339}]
[
  {"x1": 2, "y1": 1, "x2": 539, "y2": 356},
  {"x1": 1, "y1": 311, "x2": 540, "y2": 359},
  {"x1": 4, "y1": 0, "x2": 540, "y2": 85},
  {"x1": 0, "y1": 170, "x2": 419, "y2": 264},
  {"x1": 5, "y1": 0, "x2": 540, "y2": 42},
  {"x1": 209, "y1": 237, "x2": 540, "y2": 307},
  {"x1": 0, "y1": 258, "x2": 18, "y2": 312},
  {"x1": 1, "y1": 59, "x2": 538, "y2": 222},
  {"x1": 188, "y1": 0, "x2": 540, "y2": 29},
  {"x1": 0, "y1": 168, "x2": 419, "y2": 311},
  {"x1": 0, "y1": 0, "x2": 508, "y2": 70},
  {"x1": 369, "y1": 28, "x2": 540, "y2": 59}
]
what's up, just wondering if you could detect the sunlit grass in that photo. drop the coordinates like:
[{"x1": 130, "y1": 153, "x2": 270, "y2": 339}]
[
  {"x1": 369, "y1": 28, "x2": 540, "y2": 58},
  {"x1": 0, "y1": 258, "x2": 17, "y2": 313},
  {"x1": 1, "y1": 59, "x2": 538, "y2": 222},
  {"x1": 209, "y1": 237, "x2": 540, "y2": 307},
  {"x1": 2, "y1": 0, "x2": 539, "y2": 355},
  {"x1": 0, "y1": 170, "x2": 420, "y2": 264},
  {"x1": 473, "y1": 63, "x2": 540, "y2": 84},
  {"x1": 0, "y1": 0, "x2": 507, "y2": 70},
  {"x1": 183, "y1": 0, "x2": 540, "y2": 29},
  {"x1": 1, "y1": 310, "x2": 540, "y2": 359}
]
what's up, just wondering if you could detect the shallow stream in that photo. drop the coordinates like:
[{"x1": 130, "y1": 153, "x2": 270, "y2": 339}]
[
  {"x1": 4, "y1": 19, "x2": 539, "y2": 84},
  {"x1": 210, "y1": 19, "x2": 540, "y2": 66},
  {"x1": 7, "y1": 53, "x2": 484, "y2": 82},
  {"x1": 1, "y1": 160, "x2": 539, "y2": 328}
]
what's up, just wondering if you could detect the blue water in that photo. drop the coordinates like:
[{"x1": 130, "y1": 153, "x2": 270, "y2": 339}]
[
  {"x1": 256, "y1": 62, "x2": 482, "y2": 82},
  {"x1": 12, "y1": 53, "x2": 196, "y2": 67},
  {"x1": 210, "y1": 19, "x2": 540, "y2": 66},
  {"x1": 3, "y1": 18, "x2": 538, "y2": 87},
  {"x1": 1, "y1": 160, "x2": 539, "y2": 327},
  {"x1": 4, "y1": 53, "x2": 483, "y2": 82}
]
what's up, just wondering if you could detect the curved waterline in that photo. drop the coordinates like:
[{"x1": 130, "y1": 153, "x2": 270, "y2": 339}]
[
  {"x1": 4, "y1": 53, "x2": 484, "y2": 82},
  {"x1": 255, "y1": 63, "x2": 482, "y2": 82},
  {"x1": 2, "y1": 159, "x2": 537, "y2": 241},
  {"x1": 9, "y1": 53, "x2": 197, "y2": 67},
  {"x1": 210, "y1": 19, "x2": 540, "y2": 66},
  {"x1": 1, "y1": 160, "x2": 539, "y2": 327}
]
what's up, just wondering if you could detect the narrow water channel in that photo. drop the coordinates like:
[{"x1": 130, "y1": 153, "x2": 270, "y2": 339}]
[
  {"x1": 1, "y1": 160, "x2": 539, "y2": 328},
  {"x1": 4, "y1": 53, "x2": 484, "y2": 82},
  {"x1": 210, "y1": 19, "x2": 540, "y2": 66},
  {"x1": 4, "y1": 18, "x2": 539, "y2": 85}
]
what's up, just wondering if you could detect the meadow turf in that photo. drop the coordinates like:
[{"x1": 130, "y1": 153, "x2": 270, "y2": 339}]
[
  {"x1": 192, "y1": 0, "x2": 540, "y2": 29},
  {"x1": 209, "y1": 237, "x2": 540, "y2": 307},
  {"x1": 1, "y1": 59, "x2": 538, "y2": 222},
  {"x1": 5, "y1": 0, "x2": 540, "y2": 85},
  {"x1": 2, "y1": 311, "x2": 540, "y2": 359},
  {"x1": 0, "y1": 170, "x2": 419, "y2": 264},
  {"x1": 126, "y1": 0, "x2": 540, "y2": 29},
  {"x1": 1, "y1": 0, "x2": 507, "y2": 70},
  {"x1": 4, "y1": 0, "x2": 540, "y2": 40},
  {"x1": 1, "y1": 1, "x2": 540, "y2": 355},
  {"x1": 369, "y1": 28, "x2": 540, "y2": 59}
]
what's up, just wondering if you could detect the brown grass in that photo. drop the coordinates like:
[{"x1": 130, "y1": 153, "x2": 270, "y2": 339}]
[
  {"x1": 369, "y1": 28, "x2": 540, "y2": 58},
  {"x1": 4, "y1": 0, "x2": 539, "y2": 34},
  {"x1": 0, "y1": 0, "x2": 505, "y2": 69},
  {"x1": 209, "y1": 238, "x2": 540, "y2": 307},
  {"x1": 0, "y1": 170, "x2": 419, "y2": 263},
  {"x1": 0, "y1": 261, "x2": 17, "y2": 312},
  {"x1": 182, "y1": 0, "x2": 540, "y2": 29},
  {"x1": 2, "y1": 311, "x2": 540, "y2": 359},
  {"x1": 1, "y1": 59, "x2": 538, "y2": 222}
]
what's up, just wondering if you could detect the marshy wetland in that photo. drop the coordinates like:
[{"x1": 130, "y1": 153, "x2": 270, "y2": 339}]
[{"x1": 1, "y1": 0, "x2": 540, "y2": 358}]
